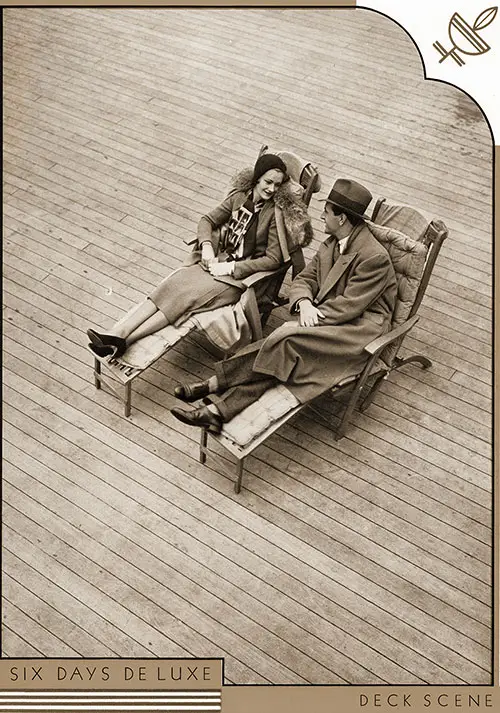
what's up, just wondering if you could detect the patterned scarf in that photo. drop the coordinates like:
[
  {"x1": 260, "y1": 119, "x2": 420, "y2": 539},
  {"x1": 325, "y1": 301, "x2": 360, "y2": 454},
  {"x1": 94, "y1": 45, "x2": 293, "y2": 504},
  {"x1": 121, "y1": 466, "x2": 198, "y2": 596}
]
[{"x1": 224, "y1": 197, "x2": 263, "y2": 258}]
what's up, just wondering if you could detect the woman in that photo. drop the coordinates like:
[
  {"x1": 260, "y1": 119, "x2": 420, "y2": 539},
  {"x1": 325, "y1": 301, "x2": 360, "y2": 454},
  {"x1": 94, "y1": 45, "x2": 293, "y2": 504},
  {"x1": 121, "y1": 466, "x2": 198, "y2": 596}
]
[{"x1": 87, "y1": 153, "x2": 312, "y2": 358}]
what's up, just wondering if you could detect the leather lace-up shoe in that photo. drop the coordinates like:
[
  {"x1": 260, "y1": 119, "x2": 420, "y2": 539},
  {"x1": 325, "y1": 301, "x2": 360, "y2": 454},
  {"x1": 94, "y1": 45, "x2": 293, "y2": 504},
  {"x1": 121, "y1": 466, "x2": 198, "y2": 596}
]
[
  {"x1": 174, "y1": 380, "x2": 212, "y2": 402},
  {"x1": 171, "y1": 405, "x2": 222, "y2": 434}
]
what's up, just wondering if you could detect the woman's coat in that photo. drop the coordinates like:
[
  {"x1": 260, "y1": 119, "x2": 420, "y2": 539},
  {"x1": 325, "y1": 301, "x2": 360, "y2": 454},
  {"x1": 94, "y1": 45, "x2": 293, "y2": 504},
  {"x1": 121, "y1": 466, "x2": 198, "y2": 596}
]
[
  {"x1": 150, "y1": 179, "x2": 312, "y2": 325},
  {"x1": 189, "y1": 167, "x2": 314, "y2": 286},
  {"x1": 192, "y1": 189, "x2": 283, "y2": 282}
]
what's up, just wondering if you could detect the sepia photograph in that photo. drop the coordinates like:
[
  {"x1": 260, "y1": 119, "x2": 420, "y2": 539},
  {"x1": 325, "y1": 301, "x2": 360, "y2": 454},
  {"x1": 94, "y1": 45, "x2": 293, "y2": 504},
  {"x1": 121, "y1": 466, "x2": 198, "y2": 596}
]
[{"x1": 2, "y1": 6, "x2": 493, "y2": 687}]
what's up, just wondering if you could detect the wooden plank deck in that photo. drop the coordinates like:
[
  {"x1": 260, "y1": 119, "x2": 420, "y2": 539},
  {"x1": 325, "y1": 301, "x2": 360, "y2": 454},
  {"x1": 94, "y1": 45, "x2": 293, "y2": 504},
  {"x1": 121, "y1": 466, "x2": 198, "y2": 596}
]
[{"x1": 2, "y1": 7, "x2": 492, "y2": 684}]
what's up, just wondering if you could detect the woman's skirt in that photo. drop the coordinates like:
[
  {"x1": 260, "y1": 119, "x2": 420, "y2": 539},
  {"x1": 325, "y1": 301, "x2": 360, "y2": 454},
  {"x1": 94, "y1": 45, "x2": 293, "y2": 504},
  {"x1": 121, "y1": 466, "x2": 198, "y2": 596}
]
[{"x1": 148, "y1": 263, "x2": 243, "y2": 326}]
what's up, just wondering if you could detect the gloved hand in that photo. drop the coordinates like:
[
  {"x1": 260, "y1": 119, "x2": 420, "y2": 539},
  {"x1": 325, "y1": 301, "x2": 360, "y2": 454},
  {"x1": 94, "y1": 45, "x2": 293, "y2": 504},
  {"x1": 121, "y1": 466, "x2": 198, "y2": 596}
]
[
  {"x1": 200, "y1": 242, "x2": 216, "y2": 268},
  {"x1": 208, "y1": 261, "x2": 235, "y2": 277},
  {"x1": 298, "y1": 299, "x2": 324, "y2": 327}
]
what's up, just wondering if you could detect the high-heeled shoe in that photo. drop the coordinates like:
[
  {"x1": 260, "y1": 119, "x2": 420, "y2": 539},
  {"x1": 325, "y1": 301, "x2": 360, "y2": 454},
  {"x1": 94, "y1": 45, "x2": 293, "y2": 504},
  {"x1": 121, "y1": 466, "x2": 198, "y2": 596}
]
[
  {"x1": 174, "y1": 380, "x2": 212, "y2": 403},
  {"x1": 87, "y1": 328, "x2": 127, "y2": 358},
  {"x1": 170, "y1": 405, "x2": 223, "y2": 434},
  {"x1": 88, "y1": 343, "x2": 115, "y2": 358}
]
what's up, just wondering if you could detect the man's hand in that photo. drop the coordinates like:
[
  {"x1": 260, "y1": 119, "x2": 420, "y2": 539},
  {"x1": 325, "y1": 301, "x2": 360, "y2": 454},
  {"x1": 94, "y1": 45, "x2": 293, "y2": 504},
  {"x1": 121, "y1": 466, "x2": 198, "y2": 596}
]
[
  {"x1": 299, "y1": 299, "x2": 324, "y2": 327},
  {"x1": 208, "y1": 260, "x2": 235, "y2": 277},
  {"x1": 200, "y1": 242, "x2": 216, "y2": 268}
]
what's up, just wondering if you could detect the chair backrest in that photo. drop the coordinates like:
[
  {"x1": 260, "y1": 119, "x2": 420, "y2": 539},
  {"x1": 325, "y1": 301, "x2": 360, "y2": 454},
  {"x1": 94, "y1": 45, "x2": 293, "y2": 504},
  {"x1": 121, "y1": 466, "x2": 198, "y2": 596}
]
[
  {"x1": 258, "y1": 144, "x2": 321, "y2": 207},
  {"x1": 368, "y1": 198, "x2": 448, "y2": 363},
  {"x1": 372, "y1": 198, "x2": 448, "y2": 319}
]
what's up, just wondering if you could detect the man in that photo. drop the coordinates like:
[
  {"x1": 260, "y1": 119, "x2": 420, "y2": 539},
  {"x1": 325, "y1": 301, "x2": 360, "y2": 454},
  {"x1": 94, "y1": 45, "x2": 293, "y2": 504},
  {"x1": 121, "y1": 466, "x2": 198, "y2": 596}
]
[{"x1": 171, "y1": 178, "x2": 397, "y2": 434}]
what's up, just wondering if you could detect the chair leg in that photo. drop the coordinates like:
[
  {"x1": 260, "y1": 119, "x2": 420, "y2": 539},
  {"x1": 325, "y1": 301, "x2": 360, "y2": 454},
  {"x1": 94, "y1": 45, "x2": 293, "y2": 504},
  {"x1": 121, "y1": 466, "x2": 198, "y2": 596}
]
[
  {"x1": 359, "y1": 373, "x2": 387, "y2": 413},
  {"x1": 335, "y1": 385, "x2": 364, "y2": 441},
  {"x1": 124, "y1": 383, "x2": 132, "y2": 418},
  {"x1": 198, "y1": 431, "x2": 244, "y2": 494},
  {"x1": 94, "y1": 358, "x2": 101, "y2": 389},
  {"x1": 397, "y1": 355, "x2": 432, "y2": 370},
  {"x1": 234, "y1": 459, "x2": 245, "y2": 494},
  {"x1": 200, "y1": 428, "x2": 208, "y2": 464}
]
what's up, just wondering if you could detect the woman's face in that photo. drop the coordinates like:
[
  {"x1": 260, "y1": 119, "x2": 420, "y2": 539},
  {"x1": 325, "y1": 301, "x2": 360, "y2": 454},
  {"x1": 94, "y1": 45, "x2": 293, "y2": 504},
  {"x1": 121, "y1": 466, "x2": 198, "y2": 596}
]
[{"x1": 253, "y1": 169, "x2": 285, "y2": 203}]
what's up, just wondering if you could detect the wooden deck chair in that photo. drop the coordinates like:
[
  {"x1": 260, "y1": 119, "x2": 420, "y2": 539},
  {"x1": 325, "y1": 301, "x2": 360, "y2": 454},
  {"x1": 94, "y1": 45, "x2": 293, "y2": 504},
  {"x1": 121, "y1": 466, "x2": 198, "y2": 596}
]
[
  {"x1": 199, "y1": 199, "x2": 448, "y2": 493},
  {"x1": 89, "y1": 148, "x2": 320, "y2": 416}
]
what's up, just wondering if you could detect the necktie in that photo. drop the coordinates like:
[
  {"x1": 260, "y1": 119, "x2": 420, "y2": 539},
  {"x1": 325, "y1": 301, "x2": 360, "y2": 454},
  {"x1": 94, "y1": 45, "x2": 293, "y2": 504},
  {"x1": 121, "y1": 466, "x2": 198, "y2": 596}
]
[{"x1": 333, "y1": 239, "x2": 341, "y2": 262}]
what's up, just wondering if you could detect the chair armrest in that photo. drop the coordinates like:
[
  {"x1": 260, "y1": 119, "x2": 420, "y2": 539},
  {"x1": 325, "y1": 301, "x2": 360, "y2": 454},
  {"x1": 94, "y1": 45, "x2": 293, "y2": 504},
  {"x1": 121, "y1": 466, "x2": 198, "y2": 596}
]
[
  {"x1": 241, "y1": 270, "x2": 279, "y2": 288},
  {"x1": 364, "y1": 315, "x2": 419, "y2": 356}
]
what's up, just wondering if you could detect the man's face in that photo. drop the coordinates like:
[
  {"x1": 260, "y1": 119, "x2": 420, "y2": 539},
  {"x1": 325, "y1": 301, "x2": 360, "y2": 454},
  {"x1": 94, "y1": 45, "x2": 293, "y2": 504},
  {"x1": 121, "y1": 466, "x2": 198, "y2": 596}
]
[{"x1": 321, "y1": 203, "x2": 342, "y2": 236}]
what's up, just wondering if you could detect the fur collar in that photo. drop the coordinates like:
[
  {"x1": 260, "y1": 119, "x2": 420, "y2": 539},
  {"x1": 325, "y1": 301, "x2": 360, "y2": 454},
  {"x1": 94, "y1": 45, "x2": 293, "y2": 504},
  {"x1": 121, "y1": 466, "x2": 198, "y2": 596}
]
[{"x1": 229, "y1": 167, "x2": 314, "y2": 250}]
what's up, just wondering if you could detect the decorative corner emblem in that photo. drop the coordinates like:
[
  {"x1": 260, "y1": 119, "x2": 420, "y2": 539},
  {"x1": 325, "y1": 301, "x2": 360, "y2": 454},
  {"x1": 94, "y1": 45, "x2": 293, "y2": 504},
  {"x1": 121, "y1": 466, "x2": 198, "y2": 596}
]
[{"x1": 433, "y1": 6, "x2": 497, "y2": 65}]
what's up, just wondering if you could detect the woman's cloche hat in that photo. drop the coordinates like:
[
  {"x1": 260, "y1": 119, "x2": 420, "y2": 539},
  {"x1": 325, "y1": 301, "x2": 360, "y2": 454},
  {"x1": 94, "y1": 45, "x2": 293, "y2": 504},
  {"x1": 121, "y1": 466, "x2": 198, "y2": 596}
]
[
  {"x1": 320, "y1": 178, "x2": 372, "y2": 220},
  {"x1": 252, "y1": 153, "x2": 288, "y2": 183}
]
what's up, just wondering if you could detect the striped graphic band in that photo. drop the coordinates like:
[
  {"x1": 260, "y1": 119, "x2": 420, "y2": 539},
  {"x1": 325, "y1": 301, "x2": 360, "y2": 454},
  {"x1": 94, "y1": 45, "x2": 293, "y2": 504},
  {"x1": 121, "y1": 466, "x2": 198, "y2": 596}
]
[
  {"x1": 451, "y1": 14, "x2": 489, "y2": 52},
  {"x1": 0, "y1": 691, "x2": 221, "y2": 711}
]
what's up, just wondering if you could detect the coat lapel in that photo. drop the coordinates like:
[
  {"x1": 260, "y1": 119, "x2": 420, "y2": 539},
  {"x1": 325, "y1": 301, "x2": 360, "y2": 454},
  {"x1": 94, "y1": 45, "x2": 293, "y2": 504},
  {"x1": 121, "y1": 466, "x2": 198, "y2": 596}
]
[
  {"x1": 316, "y1": 252, "x2": 356, "y2": 303},
  {"x1": 315, "y1": 224, "x2": 365, "y2": 303}
]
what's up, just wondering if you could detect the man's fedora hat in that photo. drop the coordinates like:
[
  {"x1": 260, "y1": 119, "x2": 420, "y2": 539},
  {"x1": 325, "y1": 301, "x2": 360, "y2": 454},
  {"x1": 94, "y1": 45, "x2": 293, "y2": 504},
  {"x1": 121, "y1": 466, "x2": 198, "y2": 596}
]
[{"x1": 320, "y1": 178, "x2": 372, "y2": 220}]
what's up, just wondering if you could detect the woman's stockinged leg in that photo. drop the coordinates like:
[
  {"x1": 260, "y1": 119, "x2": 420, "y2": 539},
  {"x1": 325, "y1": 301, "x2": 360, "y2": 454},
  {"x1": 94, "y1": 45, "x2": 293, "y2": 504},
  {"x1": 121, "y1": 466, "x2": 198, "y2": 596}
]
[
  {"x1": 111, "y1": 299, "x2": 159, "y2": 339},
  {"x1": 87, "y1": 299, "x2": 169, "y2": 357},
  {"x1": 125, "y1": 310, "x2": 169, "y2": 345}
]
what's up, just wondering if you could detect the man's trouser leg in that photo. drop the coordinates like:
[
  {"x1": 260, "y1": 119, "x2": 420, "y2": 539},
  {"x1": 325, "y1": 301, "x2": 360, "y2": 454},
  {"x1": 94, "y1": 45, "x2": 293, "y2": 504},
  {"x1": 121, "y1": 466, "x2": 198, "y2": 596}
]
[
  {"x1": 209, "y1": 378, "x2": 278, "y2": 422},
  {"x1": 211, "y1": 340, "x2": 278, "y2": 421},
  {"x1": 214, "y1": 339, "x2": 269, "y2": 390}
]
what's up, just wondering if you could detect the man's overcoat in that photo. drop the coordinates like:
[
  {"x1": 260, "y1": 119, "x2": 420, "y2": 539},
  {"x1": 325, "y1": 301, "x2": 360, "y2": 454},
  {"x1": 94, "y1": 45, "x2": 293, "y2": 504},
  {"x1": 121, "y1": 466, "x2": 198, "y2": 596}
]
[{"x1": 247, "y1": 222, "x2": 398, "y2": 403}]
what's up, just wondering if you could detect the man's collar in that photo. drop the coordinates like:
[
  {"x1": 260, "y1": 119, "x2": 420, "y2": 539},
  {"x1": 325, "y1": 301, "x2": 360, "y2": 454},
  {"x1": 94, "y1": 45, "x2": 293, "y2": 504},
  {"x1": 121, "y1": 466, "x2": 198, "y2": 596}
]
[
  {"x1": 327, "y1": 224, "x2": 362, "y2": 251},
  {"x1": 337, "y1": 234, "x2": 351, "y2": 254},
  {"x1": 334, "y1": 229, "x2": 354, "y2": 254},
  {"x1": 335, "y1": 223, "x2": 366, "y2": 253}
]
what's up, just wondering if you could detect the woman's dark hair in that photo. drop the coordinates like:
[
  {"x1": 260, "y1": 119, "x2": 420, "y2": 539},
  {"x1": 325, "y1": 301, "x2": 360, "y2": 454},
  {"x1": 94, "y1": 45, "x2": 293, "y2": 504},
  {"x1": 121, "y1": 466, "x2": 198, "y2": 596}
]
[{"x1": 331, "y1": 204, "x2": 364, "y2": 227}]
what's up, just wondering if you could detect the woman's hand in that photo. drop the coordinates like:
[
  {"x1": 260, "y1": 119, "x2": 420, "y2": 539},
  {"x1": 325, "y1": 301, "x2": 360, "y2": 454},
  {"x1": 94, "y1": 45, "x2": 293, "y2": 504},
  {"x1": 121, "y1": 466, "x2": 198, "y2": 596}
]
[
  {"x1": 208, "y1": 261, "x2": 235, "y2": 277},
  {"x1": 201, "y1": 242, "x2": 216, "y2": 268},
  {"x1": 299, "y1": 299, "x2": 324, "y2": 327}
]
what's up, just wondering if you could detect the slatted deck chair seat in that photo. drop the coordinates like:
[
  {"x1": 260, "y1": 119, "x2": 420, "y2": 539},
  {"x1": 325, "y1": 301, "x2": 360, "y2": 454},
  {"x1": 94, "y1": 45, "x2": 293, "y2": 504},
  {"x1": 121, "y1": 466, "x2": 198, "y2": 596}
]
[
  {"x1": 199, "y1": 200, "x2": 448, "y2": 493},
  {"x1": 89, "y1": 148, "x2": 320, "y2": 416}
]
